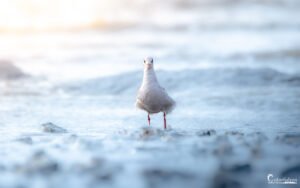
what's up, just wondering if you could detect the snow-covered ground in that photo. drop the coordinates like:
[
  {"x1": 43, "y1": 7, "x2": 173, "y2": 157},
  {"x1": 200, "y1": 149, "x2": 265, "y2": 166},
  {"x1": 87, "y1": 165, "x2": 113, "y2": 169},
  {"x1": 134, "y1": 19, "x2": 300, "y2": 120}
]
[{"x1": 0, "y1": 0, "x2": 299, "y2": 188}]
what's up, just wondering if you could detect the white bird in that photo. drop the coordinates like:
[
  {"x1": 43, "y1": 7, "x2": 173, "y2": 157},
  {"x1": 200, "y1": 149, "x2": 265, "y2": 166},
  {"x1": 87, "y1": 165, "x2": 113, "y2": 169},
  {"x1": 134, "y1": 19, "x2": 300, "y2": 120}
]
[{"x1": 136, "y1": 57, "x2": 176, "y2": 129}]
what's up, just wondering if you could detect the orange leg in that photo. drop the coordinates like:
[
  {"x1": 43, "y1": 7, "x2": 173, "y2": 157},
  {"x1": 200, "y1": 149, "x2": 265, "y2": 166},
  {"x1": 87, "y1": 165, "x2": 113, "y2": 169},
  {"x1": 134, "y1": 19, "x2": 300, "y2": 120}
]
[
  {"x1": 148, "y1": 114, "x2": 151, "y2": 126},
  {"x1": 163, "y1": 112, "x2": 167, "y2": 129}
]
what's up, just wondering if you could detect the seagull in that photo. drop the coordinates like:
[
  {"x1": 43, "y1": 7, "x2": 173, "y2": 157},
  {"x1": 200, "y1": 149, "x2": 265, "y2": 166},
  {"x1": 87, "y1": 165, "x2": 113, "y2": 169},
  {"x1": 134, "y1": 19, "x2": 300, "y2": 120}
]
[{"x1": 135, "y1": 57, "x2": 176, "y2": 129}]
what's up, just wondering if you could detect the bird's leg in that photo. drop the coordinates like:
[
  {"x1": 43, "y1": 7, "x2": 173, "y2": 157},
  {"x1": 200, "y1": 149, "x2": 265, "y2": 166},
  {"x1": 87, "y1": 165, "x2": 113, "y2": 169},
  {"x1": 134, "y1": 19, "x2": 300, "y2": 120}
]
[
  {"x1": 148, "y1": 114, "x2": 151, "y2": 126},
  {"x1": 163, "y1": 112, "x2": 167, "y2": 130}
]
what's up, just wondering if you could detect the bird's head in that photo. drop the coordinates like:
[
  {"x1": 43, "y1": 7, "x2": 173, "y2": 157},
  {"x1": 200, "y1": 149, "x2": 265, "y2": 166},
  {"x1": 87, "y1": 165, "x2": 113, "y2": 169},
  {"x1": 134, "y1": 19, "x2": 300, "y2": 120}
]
[{"x1": 144, "y1": 57, "x2": 154, "y2": 70}]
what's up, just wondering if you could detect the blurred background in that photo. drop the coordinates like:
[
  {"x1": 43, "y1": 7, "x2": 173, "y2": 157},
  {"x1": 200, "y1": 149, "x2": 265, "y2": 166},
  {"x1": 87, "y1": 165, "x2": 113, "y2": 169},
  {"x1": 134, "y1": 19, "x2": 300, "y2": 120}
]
[
  {"x1": 1, "y1": 0, "x2": 300, "y2": 81},
  {"x1": 0, "y1": 0, "x2": 299, "y2": 188}
]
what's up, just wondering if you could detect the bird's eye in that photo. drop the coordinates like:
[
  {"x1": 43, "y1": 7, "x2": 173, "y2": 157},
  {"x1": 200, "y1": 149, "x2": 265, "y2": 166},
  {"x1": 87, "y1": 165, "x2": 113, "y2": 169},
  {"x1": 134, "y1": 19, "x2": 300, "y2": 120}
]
[{"x1": 144, "y1": 60, "x2": 146, "y2": 64}]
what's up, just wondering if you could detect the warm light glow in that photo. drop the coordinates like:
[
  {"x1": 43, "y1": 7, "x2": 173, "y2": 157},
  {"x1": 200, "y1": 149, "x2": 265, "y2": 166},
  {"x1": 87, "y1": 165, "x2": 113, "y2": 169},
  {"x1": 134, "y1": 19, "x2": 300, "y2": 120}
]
[{"x1": 0, "y1": 0, "x2": 122, "y2": 32}]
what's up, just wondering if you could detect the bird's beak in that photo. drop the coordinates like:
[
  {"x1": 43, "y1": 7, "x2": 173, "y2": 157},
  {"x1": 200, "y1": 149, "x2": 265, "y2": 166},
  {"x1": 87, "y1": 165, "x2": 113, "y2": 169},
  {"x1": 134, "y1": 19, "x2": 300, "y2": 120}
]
[{"x1": 144, "y1": 62, "x2": 153, "y2": 69}]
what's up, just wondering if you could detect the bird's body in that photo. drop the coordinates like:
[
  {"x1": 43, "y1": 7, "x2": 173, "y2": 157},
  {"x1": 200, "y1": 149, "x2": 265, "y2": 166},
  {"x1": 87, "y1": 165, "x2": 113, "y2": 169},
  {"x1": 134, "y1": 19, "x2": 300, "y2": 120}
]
[{"x1": 136, "y1": 57, "x2": 175, "y2": 129}]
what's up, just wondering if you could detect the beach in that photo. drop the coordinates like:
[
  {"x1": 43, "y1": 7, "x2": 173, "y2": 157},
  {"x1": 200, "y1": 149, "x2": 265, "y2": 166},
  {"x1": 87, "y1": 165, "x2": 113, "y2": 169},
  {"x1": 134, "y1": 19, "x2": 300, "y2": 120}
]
[{"x1": 0, "y1": 0, "x2": 300, "y2": 187}]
